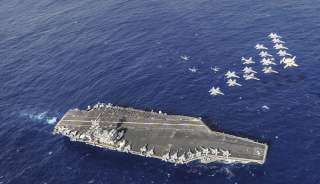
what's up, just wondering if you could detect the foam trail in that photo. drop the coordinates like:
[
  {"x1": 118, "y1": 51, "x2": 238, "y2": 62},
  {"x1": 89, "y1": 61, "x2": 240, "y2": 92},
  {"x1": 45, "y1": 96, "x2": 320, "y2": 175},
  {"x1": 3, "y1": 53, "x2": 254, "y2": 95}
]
[
  {"x1": 20, "y1": 111, "x2": 58, "y2": 125},
  {"x1": 47, "y1": 117, "x2": 57, "y2": 124}
]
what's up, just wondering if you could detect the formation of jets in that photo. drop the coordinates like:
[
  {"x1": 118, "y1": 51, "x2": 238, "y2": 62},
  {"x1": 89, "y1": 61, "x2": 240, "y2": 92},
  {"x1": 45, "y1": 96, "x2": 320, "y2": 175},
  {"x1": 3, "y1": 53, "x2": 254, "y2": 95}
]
[
  {"x1": 180, "y1": 55, "x2": 200, "y2": 73},
  {"x1": 268, "y1": 34, "x2": 298, "y2": 69},
  {"x1": 225, "y1": 70, "x2": 242, "y2": 88},
  {"x1": 242, "y1": 50, "x2": 260, "y2": 80},
  {"x1": 209, "y1": 70, "x2": 243, "y2": 96},
  {"x1": 178, "y1": 32, "x2": 300, "y2": 97},
  {"x1": 257, "y1": 38, "x2": 279, "y2": 74}
]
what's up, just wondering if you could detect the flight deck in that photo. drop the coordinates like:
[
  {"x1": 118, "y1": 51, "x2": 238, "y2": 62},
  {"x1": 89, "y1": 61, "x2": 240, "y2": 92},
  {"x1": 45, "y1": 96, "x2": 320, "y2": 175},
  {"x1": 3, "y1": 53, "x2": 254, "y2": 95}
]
[{"x1": 54, "y1": 103, "x2": 268, "y2": 164}]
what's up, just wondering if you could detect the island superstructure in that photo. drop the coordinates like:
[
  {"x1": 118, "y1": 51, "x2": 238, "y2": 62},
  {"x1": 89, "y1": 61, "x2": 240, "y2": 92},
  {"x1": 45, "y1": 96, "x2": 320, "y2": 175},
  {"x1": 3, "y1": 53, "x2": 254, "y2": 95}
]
[{"x1": 54, "y1": 103, "x2": 268, "y2": 164}]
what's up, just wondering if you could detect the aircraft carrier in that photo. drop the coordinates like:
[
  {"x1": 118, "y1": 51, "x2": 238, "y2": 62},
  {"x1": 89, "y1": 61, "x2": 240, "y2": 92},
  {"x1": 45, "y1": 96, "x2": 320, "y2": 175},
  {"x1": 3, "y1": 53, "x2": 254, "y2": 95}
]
[{"x1": 54, "y1": 103, "x2": 268, "y2": 165}]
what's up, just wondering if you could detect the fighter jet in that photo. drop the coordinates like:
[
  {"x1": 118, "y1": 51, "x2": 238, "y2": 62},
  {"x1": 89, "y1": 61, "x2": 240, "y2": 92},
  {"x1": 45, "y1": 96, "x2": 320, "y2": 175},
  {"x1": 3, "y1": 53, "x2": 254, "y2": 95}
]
[
  {"x1": 281, "y1": 56, "x2": 299, "y2": 68},
  {"x1": 271, "y1": 38, "x2": 285, "y2": 44},
  {"x1": 162, "y1": 152, "x2": 170, "y2": 161},
  {"x1": 255, "y1": 44, "x2": 268, "y2": 50},
  {"x1": 241, "y1": 57, "x2": 255, "y2": 64},
  {"x1": 262, "y1": 66, "x2": 279, "y2": 74},
  {"x1": 123, "y1": 144, "x2": 131, "y2": 152},
  {"x1": 277, "y1": 50, "x2": 292, "y2": 57},
  {"x1": 210, "y1": 66, "x2": 220, "y2": 72},
  {"x1": 243, "y1": 73, "x2": 260, "y2": 80},
  {"x1": 188, "y1": 66, "x2": 198, "y2": 73},
  {"x1": 221, "y1": 149, "x2": 231, "y2": 158},
  {"x1": 268, "y1": 32, "x2": 282, "y2": 39},
  {"x1": 243, "y1": 66, "x2": 257, "y2": 74},
  {"x1": 146, "y1": 147, "x2": 155, "y2": 156},
  {"x1": 227, "y1": 79, "x2": 242, "y2": 87},
  {"x1": 195, "y1": 148, "x2": 202, "y2": 157},
  {"x1": 180, "y1": 55, "x2": 190, "y2": 61},
  {"x1": 118, "y1": 139, "x2": 126, "y2": 148},
  {"x1": 186, "y1": 149, "x2": 195, "y2": 159},
  {"x1": 259, "y1": 51, "x2": 273, "y2": 58},
  {"x1": 140, "y1": 145, "x2": 147, "y2": 153},
  {"x1": 274, "y1": 43, "x2": 288, "y2": 50},
  {"x1": 202, "y1": 148, "x2": 210, "y2": 155},
  {"x1": 171, "y1": 152, "x2": 178, "y2": 160},
  {"x1": 260, "y1": 58, "x2": 276, "y2": 66},
  {"x1": 209, "y1": 148, "x2": 219, "y2": 156},
  {"x1": 225, "y1": 70, "x2": 240, "y2": 78},
  {"x1": 280, "y1": 57, "x2": 286, "y2": 64},
  {"x1": 280, "y1": 56, "x2": 296, "y2": 64},
  {"x1": 178, "y1": 153, "x2": 186, "y2": 162},
  {"x1": 209, "y1": 86, "x2": 224, "y2": 96}
]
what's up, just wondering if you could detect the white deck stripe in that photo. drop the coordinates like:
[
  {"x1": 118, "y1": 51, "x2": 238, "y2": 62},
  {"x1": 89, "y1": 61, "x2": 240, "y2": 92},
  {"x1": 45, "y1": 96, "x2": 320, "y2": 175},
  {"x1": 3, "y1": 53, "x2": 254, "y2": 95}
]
[
  {"x1": 61, "y1": 119, "x2": 206, "y2": 127},
  {"x1": 60, "y1": 123, "x2": 198, "y2": 131},
  {"x1": 65, "y1": 115, "x2": 201, "y2": 122}
]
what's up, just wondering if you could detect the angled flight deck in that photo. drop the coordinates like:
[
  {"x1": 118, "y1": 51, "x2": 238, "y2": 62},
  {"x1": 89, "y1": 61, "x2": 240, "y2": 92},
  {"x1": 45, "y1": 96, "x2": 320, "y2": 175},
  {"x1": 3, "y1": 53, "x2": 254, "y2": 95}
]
[{"x1": 54, "y1": 103, "x2": 268, "y2": 164}]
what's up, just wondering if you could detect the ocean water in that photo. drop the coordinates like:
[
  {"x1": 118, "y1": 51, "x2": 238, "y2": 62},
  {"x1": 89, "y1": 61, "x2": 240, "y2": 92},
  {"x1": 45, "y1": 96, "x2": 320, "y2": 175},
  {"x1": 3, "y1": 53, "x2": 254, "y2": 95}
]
[{"x1": 1, "y1": 0, "x2": 320, "y2": 183}]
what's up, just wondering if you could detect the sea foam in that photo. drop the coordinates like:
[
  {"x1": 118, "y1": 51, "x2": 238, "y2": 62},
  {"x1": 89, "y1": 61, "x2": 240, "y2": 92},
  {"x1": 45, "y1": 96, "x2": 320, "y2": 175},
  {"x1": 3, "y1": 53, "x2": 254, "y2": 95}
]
[{"x1": 20, "y1": 111, "x2": 57, "y2": 125}]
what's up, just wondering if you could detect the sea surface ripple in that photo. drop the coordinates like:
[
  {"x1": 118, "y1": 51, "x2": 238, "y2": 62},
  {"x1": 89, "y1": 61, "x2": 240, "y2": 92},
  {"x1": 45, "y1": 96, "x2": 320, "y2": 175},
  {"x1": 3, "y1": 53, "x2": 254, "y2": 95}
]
[{"x1": 1, "y1": 0, "x2": 320, "y2": 184}]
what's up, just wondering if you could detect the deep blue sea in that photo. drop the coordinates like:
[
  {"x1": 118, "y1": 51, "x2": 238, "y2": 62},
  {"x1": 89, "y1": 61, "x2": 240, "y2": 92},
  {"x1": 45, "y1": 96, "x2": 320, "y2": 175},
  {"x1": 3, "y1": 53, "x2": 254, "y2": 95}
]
[{"x1": 1, "y1": 0, "x2": 320, "y2": 183}]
